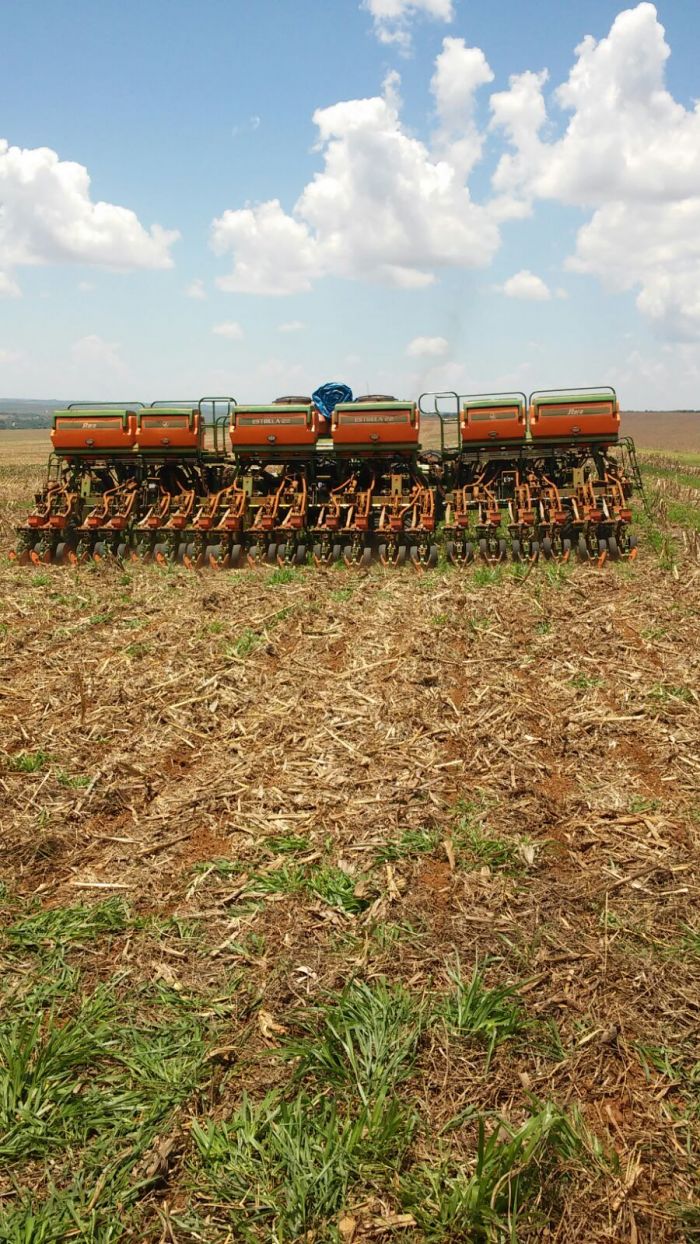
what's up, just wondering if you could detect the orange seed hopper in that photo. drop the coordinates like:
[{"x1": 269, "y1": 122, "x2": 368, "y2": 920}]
[
  {"x1": 136, "y1": 406, "x2": 203, "y2": 453},
  {"x1": 51, "y1": 406, "x2": 140, "y2": 454},
  {"x1": 460, "y1": 393, "x2": 527, "y2": 444},
  {"x1": 332, "y1": 398, "x2": 419, "y2": 451},
  {"x1": 529, "y1": 388, "x2": 620, "y2": 442},
  {"x1": 230, "y1": 402, "x2": 320, "y2": 452}
]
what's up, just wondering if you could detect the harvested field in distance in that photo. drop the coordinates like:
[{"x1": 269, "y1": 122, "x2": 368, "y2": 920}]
[
  {"x1": 623, "y1": 412, "x2": 700, "y2": 453},
  {"x1": 1, "y1": 442, "x2": 699, "y2": 1241},
  {"x1": 408, "y1": 411, "x2": 700, "y2": 454}
]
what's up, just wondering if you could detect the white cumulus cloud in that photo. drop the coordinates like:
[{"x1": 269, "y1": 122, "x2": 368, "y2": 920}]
[
  {"x1": 211, "y1": 69, "x2": 499, "y2": 296},
  {"x1": 210, "y1": 3, "x2": 700, "y2": 341},
  {"x1": 490, "y1": 3, "x2": 700, "y2": 338},
  {"x1": 431, "y1": 38, "x2": 494, "y2": 176},
  {"x1": 0, "y1": 271, "x2": 21, "y2": 297},
  {"x1": 501, "y1": 270, "x2": 551, "y2": 301},
  {"x1": 212, "y1": 321, "x2": 244, "y2": 340},
  {"x1": 406, "y1": 335, "x2": 449, "y2": 357},
  {"x1": 362, "y1": 0, "x2": 454, "y2": 49},
  {"x1": 186, "y1": 278, "x2": 206, "y2": 300},
  {"x1": 71, "y1": 334, "x2": 126, "y2": 374},
  {"x1": 278, "y1": 320, "x2": 305, "y2": 333},
  {"x1": 0, "y1": 140, "x2": 178, "y2": 287}
]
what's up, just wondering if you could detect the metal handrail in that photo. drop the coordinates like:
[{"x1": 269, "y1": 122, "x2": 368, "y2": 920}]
[
  {"x1": 460, "y1": 390, "x2": 527, "y2": 408},
  {"x1": 418, "y1": 390, "x2": 459, "y2": 417},
  {"x1": 66, "y1": 401, "x2": 145, "y2": 410},
  {"x1": 149, "y1": 400, "x2": 198, "y2": 408},
  {"x1": 197, "y1": 397, "x2": 237, "y2": 454},
  {"x1": 198, "y1": 395, "x2": 237, "y2": 414},
  {"x1": 418, "y1": 391, "x2": 460, "y2": 454},
  {"x1": 528, "y1": 386, "x2": 616, "y2": 404}
]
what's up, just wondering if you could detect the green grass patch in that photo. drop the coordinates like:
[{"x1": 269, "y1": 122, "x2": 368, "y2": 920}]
[
  {"x1": 680, "y1": 924, "x2": 700, "y2": 956},
  {"x1": 0, "y1": 966, "x2": 224, "y2": 1238},
  {"x1": 399, "y1": 1104, "x2": 585, "y2": 1241},
  {"x1": 374, "y1": 827, "x2": 440, "y2": 862},
  {"x1": 648, "y1": 682, "x2": 693, "y2": 704},
  {"x1": 439, "y1": 960, "x2": 525, "y2": 1068},
  {"x1": 266, "y1": 564, "x2": 303, "y2": 586},
  {"x1": 284, "y1": 978, "x2": 423, "y2": 1104},
  {"x1": 628, "y1": 796, "x2": 660, "y2": 814},
  {"x1": 5, "y1": 898, "x2": 129, "y2": 951},
  {"x1": 55, "y1": 768, "x2": 91, "y2": 789},
  {"x1": 228, "y1": 627, "x2": 261, "y2": 658},
  {"x1": 307, "y1": 865, "x2": 372, "y2": 914},
  {"x1": 191, "y1": 1089, "x2": 415, "y2": 1241},
  {"x1": 7, "y1": 749, "x2": 52, "y2": 773},
  {"x1": 471, "y1": 564, "x2": 505, "y2": 587},
  {"x1": 570, "y1": 673, "x2": 603, "y2": 691},
  {"x1": 245, "y1": 863, "x2": 307, "y2": 896},
  {"x1": 265, "y1": 834, "x2": 311, "y2": 855},
  {"x1": 453, "y1": 822, "x2": 520, "y2": 873},
  {"x1": 125, "y1": 641, "x2": 150, "y2": 659},
  {"x1": 637, "y1": 1044, "x2": 700, "y2": 1115}
]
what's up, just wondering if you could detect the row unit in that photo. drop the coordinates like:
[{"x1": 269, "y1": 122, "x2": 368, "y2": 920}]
[{"x1": 50, "y1": 389, "x2": 620, "y2": 456}]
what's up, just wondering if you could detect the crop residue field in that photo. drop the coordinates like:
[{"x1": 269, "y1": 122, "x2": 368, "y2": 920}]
[{"x1": 1, "y1": 440, "x2": 699, "y2": 1241}]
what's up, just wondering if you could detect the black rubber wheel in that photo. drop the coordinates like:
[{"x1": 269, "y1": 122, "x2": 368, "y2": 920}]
[
  {"x1": 332, "y1": 543, "x2": 343, "y2": 562},
  {"x1": 463, "y1": 541, "x2": 475, "y2": 564},
  {"x1": 294, "y1": 544, "x2": 307, "y2": 565},
  {"x1": 562, "y1": 537, "x2": 572, "y2": 558},
  {"x1": 541, "y1": 536, "x2": 553, "y2": 561},
  {"x1": 498, "y1": 538, "x2": 508, "y2": 561},
  {"x1": 598, "y1": 538, "x2": 608, "y2": 560},
  {"x1": 380, "y1": 544, "x2": 405, "y2": 566},
  {"x1": 247, "y1": 543, "x2": 260, "y2": 563},
  {"x1": 607, "y1": 534, "x2": 620, "y2": 561},
  {"x1": 266, "y1": 543, "x2": 278, "y2": 563},
  {"x1": 628, "y1": 533, "x2": 638, "y2": 551},
  {"x1": 511, "y1": 538, "x2": 522, "y2": 563},
  {"x1": 409, "y1": 545, "x2": 435, "y2": 567},
  {"x1": 361, "y1": 546, "x2": 373, "y2": 567},
  {"x1": 478, "y1": 538, "x2": 489, "y2": 561},
  {"x1": 445, "y1": 540, "x2": 456, "y2": 564},
  {"x1": 577, "y1": 537, "x2": 589, "y2": 563},
  {"x1": 93, "y1": 541, "x2": 107, "y2": 561}
]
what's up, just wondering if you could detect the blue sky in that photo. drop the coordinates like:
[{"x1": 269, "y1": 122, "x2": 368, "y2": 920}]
[{"x1": 1, "y1": 0, "x2": 699, "y2": 406}]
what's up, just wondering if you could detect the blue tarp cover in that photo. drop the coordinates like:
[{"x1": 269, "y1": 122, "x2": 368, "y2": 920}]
[{"x1": 312, "y1": 382, "x2": 353, "y2": 420}]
